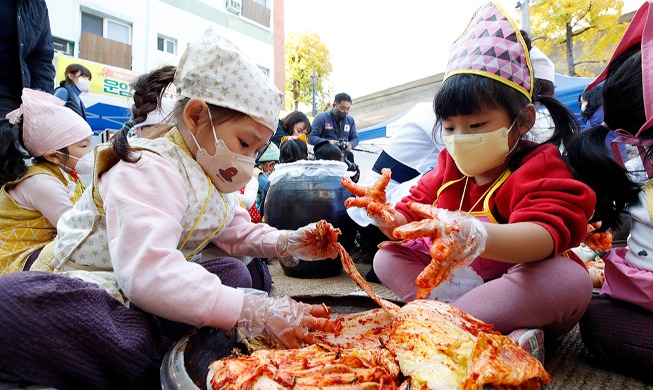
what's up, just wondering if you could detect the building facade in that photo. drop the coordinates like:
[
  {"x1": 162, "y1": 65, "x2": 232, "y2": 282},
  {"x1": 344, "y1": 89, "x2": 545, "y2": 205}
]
[{"x1": 45, "y1": 0, "x2": 284, "y2": 128}]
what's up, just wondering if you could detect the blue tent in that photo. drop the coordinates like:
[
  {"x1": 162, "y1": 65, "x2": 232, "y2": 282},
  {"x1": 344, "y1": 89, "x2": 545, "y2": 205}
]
[
  {"x1": 553, "y1": 73, "x2": 595, "y2": 123},
  {"x1": 85, "y1": 102, "x2": 131, "y2": 134}
]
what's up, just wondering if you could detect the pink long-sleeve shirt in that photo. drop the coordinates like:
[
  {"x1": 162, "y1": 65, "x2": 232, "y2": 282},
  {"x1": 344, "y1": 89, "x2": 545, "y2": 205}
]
[
  {"x1": 98, "y1": 150, "x2": 284, "y2": 330},
  {"x1": 9, "y1": 174, "x2": 73, "y2": 226}
]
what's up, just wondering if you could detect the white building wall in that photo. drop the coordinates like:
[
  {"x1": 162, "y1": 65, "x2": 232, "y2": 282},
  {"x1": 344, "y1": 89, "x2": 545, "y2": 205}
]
[{"x1": 44, "y1": 0, "x2": 275, "y2": 76}]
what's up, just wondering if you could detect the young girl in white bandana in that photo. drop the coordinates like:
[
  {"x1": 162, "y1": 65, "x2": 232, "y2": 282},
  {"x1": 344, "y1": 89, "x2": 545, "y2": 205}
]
[
  {"x1": 0, "y1": 28, "x2": 340, "y2": 388},
  {"x1": 0, "y1": 88, "x2": 93, "y2": 274}
]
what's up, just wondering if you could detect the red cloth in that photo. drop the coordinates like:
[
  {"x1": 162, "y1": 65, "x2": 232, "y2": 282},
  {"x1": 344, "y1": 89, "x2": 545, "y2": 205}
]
[
  {"x1": 239, "y1": 186, "x2": 262, "y2": 223},
  {"x1": 247, "y1": 205, "x2": 262, "y2": 223},
  {"x1": 396, "y1": 143, "x2": 596, "y2": 255}
]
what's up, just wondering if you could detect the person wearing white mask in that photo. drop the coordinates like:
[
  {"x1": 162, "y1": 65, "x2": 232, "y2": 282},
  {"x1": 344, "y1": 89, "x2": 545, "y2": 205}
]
[
  {"x1": 54, "y1": 63, "x2": 92, "y2": 119},
  {"x1": 0, "y1": 28, "x2": 341, "y2": 388},
  {"x1": 0, "y1": 88, "x2": 93, "y2": 274}
]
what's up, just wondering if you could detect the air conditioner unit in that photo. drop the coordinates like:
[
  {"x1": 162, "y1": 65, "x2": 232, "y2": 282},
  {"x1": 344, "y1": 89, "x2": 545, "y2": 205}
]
[{"x1": 226, "y1": 0, "x2": 242, "y2": 14}]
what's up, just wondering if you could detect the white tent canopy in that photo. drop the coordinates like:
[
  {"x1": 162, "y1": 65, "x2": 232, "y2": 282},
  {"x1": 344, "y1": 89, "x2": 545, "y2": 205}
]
[{"x1": 355, "y1": 102, "x2": 435, "y2": 153}]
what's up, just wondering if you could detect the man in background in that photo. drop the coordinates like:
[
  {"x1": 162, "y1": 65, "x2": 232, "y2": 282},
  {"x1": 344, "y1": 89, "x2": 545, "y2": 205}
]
[
  {"x1": 309, "y1": 92, "x2": 359, "y2": 164},
  {"x1": 0, "y1": 0, "x2": 55, "y2": 117}
]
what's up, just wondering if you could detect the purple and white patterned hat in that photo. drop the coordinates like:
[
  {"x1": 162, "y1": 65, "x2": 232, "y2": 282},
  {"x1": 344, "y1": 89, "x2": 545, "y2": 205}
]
[{"x1": 445, "y1": 2, "x2": 533, "y2": 101}]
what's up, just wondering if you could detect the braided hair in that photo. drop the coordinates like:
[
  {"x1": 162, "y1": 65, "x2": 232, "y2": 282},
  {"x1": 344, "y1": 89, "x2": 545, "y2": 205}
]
[{"x1": 111, "y1": 66, "x2": 177, "y2": 162}]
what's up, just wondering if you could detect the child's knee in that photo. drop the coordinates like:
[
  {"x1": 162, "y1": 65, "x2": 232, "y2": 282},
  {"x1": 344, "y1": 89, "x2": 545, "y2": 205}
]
[{"x1": 371, "y1": 248, "x2": 394, "y2": 281}]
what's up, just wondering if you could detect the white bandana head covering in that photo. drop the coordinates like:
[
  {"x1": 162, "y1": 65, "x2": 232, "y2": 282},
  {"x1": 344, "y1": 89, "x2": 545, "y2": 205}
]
[
  {"x1": 5, "y1": 89, "x2": 93, "y2": 157},
  {"x1": 174, "y1": 27, "x2": 283, "y2": 134},
  {"x1": 530, "y1": 46, "x2": 555, "y2": 83}
]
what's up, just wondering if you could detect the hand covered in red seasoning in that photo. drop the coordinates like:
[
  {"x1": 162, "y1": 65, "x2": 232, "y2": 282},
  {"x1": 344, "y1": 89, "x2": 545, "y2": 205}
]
[
  {"x1": 238, "y1": 289, "x2": 340, "y2": 348},
  {"x1": 342, "y1": 168, "x2": 396, "y2": 228},
  {"x1": 393, "y1": 202, "x2": 488, "y2": 299},
  {"x1": 284, "y1": 220, "x2": 340, "y2": 261},
  {"x1": 584, "y1": 222, "x2": 612, "y2": 252}
]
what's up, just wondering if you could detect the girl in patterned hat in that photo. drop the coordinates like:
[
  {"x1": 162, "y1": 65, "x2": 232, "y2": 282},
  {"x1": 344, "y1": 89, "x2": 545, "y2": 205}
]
[
  {"x1": 346, "y1": 2, "x2": 594, "y2": 342},
  {"x1": 567, "y1": 1, "x2": 653, "y2": 379},
  {"x1": 0, "y1": 88, "x2": 93, "y2": 274},
  {"x1": 0, "y1": 28, "x2": 340, "y2": 388}
]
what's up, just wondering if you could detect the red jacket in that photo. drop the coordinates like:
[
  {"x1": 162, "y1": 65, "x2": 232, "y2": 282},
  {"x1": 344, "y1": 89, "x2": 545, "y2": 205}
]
[{"x1": 396, "y1": 143, "x2": 596, "y2": 255}]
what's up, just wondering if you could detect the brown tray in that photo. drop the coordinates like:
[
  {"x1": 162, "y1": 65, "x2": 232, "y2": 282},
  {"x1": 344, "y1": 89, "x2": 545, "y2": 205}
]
[{"x1": 160, "y1": 294, "x2": 399, "y2": 390}]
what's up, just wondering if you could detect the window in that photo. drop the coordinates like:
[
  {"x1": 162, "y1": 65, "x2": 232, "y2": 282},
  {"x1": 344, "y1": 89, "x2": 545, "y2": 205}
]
[
  {"x1": 52, "y1": 37, "x2": 74, "y2": 56},
  {"x1": 157, "y1": 36, "x2": 177, "y2": 55},
  {"x1": 107, "y1": 21, "x2": 130, "y2": 44},
  {"x1": 81, "y1": 12, "x2": 131, "y2": 44},
  {"x1": 81, "y1": 13, "x2": 103, "y2": 36}
]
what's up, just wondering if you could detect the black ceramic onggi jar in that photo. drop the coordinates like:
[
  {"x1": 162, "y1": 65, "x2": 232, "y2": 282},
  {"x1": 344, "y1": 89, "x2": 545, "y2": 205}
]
[{"x1": 264, "y1": 160, "x2": 356, "y2": 278}]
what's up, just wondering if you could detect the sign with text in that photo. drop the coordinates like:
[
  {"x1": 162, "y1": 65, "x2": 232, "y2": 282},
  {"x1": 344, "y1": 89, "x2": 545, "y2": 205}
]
[{"x1": 56, "y1": 55, "x2": 136, "y2": 99}]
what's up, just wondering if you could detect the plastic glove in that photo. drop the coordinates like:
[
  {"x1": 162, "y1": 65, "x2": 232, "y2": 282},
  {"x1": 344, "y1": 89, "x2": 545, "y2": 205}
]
[
  {"x1": 277, "y1": 220, "x2": 340, "y2": 262},
  {"x1": 237, "y1": 288, "x2": 336, "y2": 348},
  {"x1": 394, "y1": 202, "x2": 488, "y2": 263},
  {"x1": 278, "y1": 255, "x2": 300, "y2": 267},
  {"x1": 341, "y1": 168, "x2": 398, "y2": 229}
]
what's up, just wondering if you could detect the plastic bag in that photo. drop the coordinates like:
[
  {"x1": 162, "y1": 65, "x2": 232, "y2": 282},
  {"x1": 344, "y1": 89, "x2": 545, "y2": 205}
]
[
  {"x1": 268, "y1": 160, "x2": 353, "y2": 187},
  {"x1": 429, "y1": 266, "x2": 484, "y2": 302}
]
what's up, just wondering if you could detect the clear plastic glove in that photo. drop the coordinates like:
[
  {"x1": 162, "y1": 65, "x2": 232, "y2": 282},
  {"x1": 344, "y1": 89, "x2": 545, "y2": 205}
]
[
  {"x1": 277, "y1": 221, "x2": 340, "y2": 262},
  {"x1": 393, "y1": 202, "x2": 488, "y2": 299},
  {"x1": 278, "y1": 255, "x2": 300, "y2": 267},
  {"x1": 237, "y1": 288, "x2": 336, "y2": 348},
  {"x1": 394, "y1": 202, "x2": 488, "y2": 264},
  {"x1": 341, "y1": 168, "x2": 398, "y2": 229}
]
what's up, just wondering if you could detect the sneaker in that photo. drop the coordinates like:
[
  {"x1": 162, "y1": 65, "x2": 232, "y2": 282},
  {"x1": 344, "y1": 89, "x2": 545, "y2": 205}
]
[{"x1": 507, "y1": 328, "x2": 545, "y2": 364}]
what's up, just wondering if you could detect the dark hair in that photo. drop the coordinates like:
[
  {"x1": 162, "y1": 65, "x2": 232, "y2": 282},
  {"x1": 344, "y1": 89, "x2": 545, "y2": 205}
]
[
  {"x1": 279, "y1": 139, "x2": 308, "y2": 163},
  {"x1": 314, "y1": 142, "x2": 343, "y2": 161},
  {"x1": 334, "y1": 92, "x2": 352, "y2": 104},
  {"x1": 534, "y1": 79, "x2": 555, "y2": 98},
  {"x1": 433, "y1": 73, "x2": 580, "y2": 161},
  {"x1": 281, "y1": 111, "x2": 311, "y2": 135},
  {"x1": 0, "y1": 119, "x2": 29, "y2": 186},
  {"x1": 565, "y1": 46, "x2": 644, "y2": 232},
  {"x1": 60, "y1": 64, "x2": 92, "y2": 87},
  {"x1": 603, "y1": 48, "x2": 646, "y2": 134},
  {"x1": 520, "y1": 30, "x2": 532, "y2": 52},
  {"x1": 130, "y1": 65, "x2": 176, "y2": 126},
  {"x1": 110, "y1": 65, "x2": 245, "y2": 163},
  {"x1": 580, "y1": 86, "x2": 603, "y2": 121},
  {"x1": 313, "y1": 141, "x2": 361, "y2": 181}
]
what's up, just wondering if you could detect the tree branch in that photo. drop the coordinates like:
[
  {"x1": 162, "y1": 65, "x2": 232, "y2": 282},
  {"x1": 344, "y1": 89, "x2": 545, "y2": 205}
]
[
  {"x1": 575, "y1": 60, "x2": 604, "y2": 65},
  {"x1": 571, "y1": 4, "x2": 592, "y2": 29},
  {"x1": 572, "y1": 26, "x2": 594, "y2": 37}
]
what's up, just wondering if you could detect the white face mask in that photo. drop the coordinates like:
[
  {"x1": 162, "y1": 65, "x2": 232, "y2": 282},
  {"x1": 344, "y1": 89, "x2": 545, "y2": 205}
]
[
  {"x1": 443, "y1": 118, "x2": 519, "y2": 177},
  {"x1": 56, "y1": 151, "x2": 94, "y2": 175},
  {"x1": 76, "y1": 77, "x2": 90, "y2": 92},
  {"x1": 72, "y1": 152, "x2": 95, "y2": 175},
  {"x1": 188, "y1": 108, "x2": 255, "y2": 193}
]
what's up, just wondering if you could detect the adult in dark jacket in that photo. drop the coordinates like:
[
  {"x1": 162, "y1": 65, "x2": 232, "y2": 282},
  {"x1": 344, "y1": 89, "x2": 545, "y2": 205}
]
[
  {"x1": 54, "y1": 63, "x2": 92, "y2": 119},
  {"x1": 0, "y1": 0, "x2": 55, "y2": 117},
  {"x1": 309, "y1": 92, "x2": 358, "y2": 163}
]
